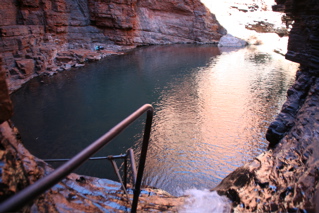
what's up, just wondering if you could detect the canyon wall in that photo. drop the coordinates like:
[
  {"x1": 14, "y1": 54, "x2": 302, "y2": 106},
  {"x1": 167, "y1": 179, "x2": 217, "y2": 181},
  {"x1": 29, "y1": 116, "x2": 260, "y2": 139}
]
[
  {"x1": 0, "y1": 0, "x2": 223, "y2": 211},
  {"x1": 214, "y1": 0, "x2": 319, "y2": 212},
  {"x1": 266, "y1": 0, "x2": 319, "y2": 146},
  {"x1": 0, "y1": 0, "x2": 226, "y2": 91}
]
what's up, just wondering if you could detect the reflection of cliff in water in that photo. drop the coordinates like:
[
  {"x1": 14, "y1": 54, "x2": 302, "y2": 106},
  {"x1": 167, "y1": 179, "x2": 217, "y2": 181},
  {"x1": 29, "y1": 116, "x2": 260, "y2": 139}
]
[
  {"x1": 10, "y1": 44, "x2": 221, "y2": 179},
  {"x1": 10, "y1": 44, "x2": 298, "y2": 196},
  {"x1": 142, "y1": 46, "x2": 298, "y2": 196}
]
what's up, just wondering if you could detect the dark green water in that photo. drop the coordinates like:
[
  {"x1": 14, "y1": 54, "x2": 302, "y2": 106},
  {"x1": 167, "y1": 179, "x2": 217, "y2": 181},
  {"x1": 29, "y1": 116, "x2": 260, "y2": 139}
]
[{"x1": 11, "y1": 44, "x2": 297, "y2": 196}]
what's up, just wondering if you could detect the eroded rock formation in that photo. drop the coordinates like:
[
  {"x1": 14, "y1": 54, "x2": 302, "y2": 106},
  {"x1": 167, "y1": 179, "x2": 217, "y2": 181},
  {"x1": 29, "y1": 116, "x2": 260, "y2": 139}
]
[
  {"x1": 0, "y1": 0, "x2": 226, "y2": 91},
  {"x1": 267, "y1": 0, "x2": 319, "y2": 146},
  {"x1": 214, "y1": 0, "x2": 319, "y2": 211}
]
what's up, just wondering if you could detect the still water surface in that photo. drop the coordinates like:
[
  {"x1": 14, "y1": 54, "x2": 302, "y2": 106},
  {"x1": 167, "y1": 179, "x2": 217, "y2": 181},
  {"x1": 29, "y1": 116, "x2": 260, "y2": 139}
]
[{"x1": 11, "y1": 44, "x2": 298, "y2": 196}]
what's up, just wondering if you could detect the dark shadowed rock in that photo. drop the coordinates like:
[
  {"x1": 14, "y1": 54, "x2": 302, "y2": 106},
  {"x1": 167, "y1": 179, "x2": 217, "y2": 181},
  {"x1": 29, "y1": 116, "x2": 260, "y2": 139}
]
[
  {"x1": 0, "y1": 58, "x2": 13, "y2": 123},
  {"x1": 214, "y1": 78, "x2": 319, "y2": 212},
  {"x1": 267, "y1": 0, "x2": 319, "y2": 147},
  {"x1": 266, "y1": 71, "x2": 315, "y2": 147},
  {"x1": 213, "y1": 0, "x2": 319, "y2": 211}
]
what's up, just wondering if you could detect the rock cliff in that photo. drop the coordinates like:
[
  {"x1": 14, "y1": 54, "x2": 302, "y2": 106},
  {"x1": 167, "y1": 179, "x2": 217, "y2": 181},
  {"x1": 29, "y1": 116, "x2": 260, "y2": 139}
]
[
  {"x1": 266, "y1": 0, "x2": 319, "y2": 146},
  {"x1": 213, "y1": 0, "x2": 319, "y2": 212},
  {"x1": 2, "y1": 0, "x2": 319, "y2": 211},
  {"x1": 0, "y1": 0, "x2": 226, "y2": 91}
]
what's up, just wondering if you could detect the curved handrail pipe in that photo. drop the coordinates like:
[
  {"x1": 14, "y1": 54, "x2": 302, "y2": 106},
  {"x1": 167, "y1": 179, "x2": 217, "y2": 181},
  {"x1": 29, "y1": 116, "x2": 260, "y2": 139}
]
[{"x1": 0, "y1": 104, "x2": 153, "y2": 213}]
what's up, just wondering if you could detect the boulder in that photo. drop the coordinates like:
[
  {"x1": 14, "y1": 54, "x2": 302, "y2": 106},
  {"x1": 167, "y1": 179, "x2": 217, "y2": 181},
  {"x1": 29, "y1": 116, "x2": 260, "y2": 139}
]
[
  {"x1": 15, "y1": 59, "x2": 35, "y2": 77},
  {"x1": 218, "y1": 34, "x2": 248, "y2": 47}
]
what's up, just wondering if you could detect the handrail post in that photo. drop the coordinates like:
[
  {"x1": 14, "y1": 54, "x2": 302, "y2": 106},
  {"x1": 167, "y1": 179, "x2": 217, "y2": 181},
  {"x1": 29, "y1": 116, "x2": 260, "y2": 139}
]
[
  {"x1": 0, "y1": 104, "x2": 154, "y2": 213},
  {"x1": 128, "y1": 148, "x2": 137, "y2": 186},
  {"x1": 131, "y1": 108, "x2": 153, "y2": 212},
  {"x1": 124, "y1": 154, "x2": 128, "y2": 189}
]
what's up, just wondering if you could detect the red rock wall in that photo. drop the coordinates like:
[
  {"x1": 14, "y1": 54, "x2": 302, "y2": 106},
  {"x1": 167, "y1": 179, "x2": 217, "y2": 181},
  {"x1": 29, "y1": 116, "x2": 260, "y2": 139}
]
[
  {"x1": 0, "y1": 0, "x2": 225, "y2": 91},
  {"x1": 88, "y1": 0, "x2": 226, "y2": 45}
]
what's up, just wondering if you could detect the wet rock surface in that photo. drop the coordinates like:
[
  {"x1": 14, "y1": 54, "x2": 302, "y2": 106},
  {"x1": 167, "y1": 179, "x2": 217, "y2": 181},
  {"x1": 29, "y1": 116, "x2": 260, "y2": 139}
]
[
  {"x1": 1, "y1": 0, "x2": 319, "y2": 212},
  {"x1": 0, "y1": 0, "x2": 225, "y2": 92},
  {"x1": 214, "y1": 77, "x2": 319, "y2": 212},
  {"x1": 213, "y1": 0, "x2": 319, "y2": 211},
  {"x1": 266, "y1": 70, "x2": 315, "y2": 146}
]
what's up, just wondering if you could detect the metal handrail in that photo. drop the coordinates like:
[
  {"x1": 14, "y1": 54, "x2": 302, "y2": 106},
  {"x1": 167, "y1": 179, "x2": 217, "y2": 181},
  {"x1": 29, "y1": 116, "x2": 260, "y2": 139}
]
[
  {"x1": 0, "y1": 104, "x2": 153, "y2": 213},
  {"x1": 42, "y1": 154, "x2": 127, "y2": 162},
  {"x1": 43, "y1": 150, "x2": 137, "y2": 200}
]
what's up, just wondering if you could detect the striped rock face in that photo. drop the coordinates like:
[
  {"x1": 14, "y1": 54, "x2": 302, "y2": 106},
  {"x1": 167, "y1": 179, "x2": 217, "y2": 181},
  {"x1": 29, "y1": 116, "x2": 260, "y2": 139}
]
[{"x1": 0, "y1": 0, "x2": 226, "y2": 91}]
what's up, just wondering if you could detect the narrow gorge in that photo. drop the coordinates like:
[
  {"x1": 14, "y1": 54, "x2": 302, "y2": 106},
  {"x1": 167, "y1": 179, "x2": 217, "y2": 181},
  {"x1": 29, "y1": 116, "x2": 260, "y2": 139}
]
[{"x1": 0, "y1": 0, "x2": 319, "y2": 212}]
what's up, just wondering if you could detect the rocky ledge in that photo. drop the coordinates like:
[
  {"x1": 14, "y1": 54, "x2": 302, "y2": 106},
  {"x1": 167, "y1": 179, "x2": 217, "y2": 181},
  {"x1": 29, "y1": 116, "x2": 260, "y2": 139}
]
[{"x1": 0, "y1": 0, "x2": 226, "y2": 92}]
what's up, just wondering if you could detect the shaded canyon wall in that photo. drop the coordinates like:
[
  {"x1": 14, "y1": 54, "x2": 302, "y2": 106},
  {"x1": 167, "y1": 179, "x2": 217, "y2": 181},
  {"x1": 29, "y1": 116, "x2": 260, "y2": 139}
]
[{"x1": 0, "y1": 0, "x2": 226, "y2": 91}]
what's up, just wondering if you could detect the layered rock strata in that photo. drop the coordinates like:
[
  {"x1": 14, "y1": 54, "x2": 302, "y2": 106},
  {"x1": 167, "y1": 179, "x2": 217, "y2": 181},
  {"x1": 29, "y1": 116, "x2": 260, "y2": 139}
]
[
  {"x1": 0, "y1": 0, "x2": 226, "y2": 92},
  {"x1": 213, "y1": 0, "x2": 319, "y2": 211}
]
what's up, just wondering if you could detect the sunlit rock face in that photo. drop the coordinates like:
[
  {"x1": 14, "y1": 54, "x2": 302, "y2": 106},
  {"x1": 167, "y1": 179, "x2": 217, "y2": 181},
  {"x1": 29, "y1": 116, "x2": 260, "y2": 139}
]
[
  {"x1": 89, "y1": 0, "x2": 226, "y2": 45},
  {"x1": 0, "y1": 0, "x2": 225, "y2": 91},
  {"x1": 201, "y1": 0, "x2": 290, "y2": 56},
  {"x1": 214, "y1": 0, "x2": 319, "y2": 212}
]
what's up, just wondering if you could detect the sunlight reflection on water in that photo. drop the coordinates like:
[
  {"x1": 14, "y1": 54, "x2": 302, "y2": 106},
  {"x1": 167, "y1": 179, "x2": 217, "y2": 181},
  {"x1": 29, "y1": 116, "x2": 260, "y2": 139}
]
[
  {"x1": 141, "y1": 46, "x2": 297, "y2": 195},
  {"x1": 11, "y1": 44, "x2": 298, "y2": 196}
]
